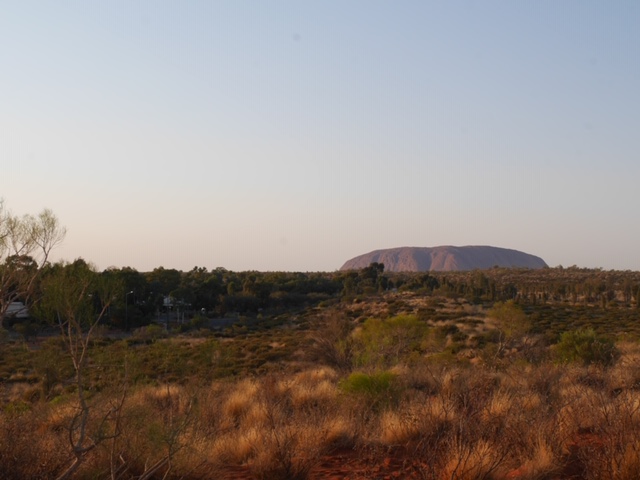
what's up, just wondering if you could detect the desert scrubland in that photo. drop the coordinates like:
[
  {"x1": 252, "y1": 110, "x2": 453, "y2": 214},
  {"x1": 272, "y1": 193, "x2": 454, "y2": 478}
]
[{"x1": 3, "y1": 266, "x2": 640, "y2": 479}]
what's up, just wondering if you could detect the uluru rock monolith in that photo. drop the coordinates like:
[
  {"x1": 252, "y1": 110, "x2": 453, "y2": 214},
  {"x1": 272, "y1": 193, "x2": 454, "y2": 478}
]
[{"x1": 340, "y1": 246, "x2": 547, "y2": 272}]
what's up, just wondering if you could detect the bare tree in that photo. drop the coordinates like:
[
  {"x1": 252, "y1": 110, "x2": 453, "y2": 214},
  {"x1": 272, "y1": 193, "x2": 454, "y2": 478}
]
[
  {"x1": 0, "y1": 200, "x2": 66, "y2": 327},
  {"x1": 307, "y1": 313, "x2": 355, "y2": 373},
  {"x1": 38, "y1": 259, "x2": 122, "y2": 480}
]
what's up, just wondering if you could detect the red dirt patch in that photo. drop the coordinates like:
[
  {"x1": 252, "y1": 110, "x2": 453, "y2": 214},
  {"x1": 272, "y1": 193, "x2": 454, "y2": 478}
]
[
  {"x1": 217, "y1": 432, "x2": 609, "y2": 480},
  {"x1": 217, "y1": 446, "x2": 427, "y2": 479}
]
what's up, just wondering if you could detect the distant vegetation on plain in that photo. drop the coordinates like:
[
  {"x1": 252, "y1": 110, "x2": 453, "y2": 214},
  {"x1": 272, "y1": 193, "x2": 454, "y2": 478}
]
[{"x1": 4, "y1": 204, "x2": 640, "y2": 478}]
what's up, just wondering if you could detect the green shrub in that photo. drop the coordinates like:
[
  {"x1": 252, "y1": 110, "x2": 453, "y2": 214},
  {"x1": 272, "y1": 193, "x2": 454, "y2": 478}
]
[
  {"x1": 354, "y1": 315, "x2": 429, "y2": 368},
  {"x1": 13, "y1": 322, "x2": 38, "y2": 341},
  {"x1": 435, "y1": 324, "x2": 460, "y2": 340},
  {"x1": 339, "y1": 371, "x2": 399, "y2": 408},
  {"x1": 472, "y1": 329, "x2": 502, "y2": 348},
  {"x1": 2, "y1": 400, "x2": 31, "y2": 416},
  {"x1": 189, "y1": 314, "x2": 209, "y2": 330},
  {"x1": 31, "y1": 338, "x2": 73, "y2": 399},
  {"x1": 132, "y1": 324, "x2": 167, "y2": 342},
  {"x1": 487, "y1": 300, "x2": 530, "y2": 338},
  {"x1": 554, "y1": 328, "x2": 619, "y2": 366}
]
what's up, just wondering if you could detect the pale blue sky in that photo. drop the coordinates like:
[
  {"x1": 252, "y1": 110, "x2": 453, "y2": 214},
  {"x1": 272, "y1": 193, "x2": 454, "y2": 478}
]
[{"x1": 2, "y1": 1, "x2": 639, "y2": 271}]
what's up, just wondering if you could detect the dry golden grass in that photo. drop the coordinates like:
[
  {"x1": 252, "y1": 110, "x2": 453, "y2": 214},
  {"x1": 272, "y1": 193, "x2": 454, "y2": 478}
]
[
  {"x1": 610, "y1": 441, "x2": 640, "y2": 479},
  {"x1": 481, "y1": 388, "x2": 513, "y2": 422},
  {"x1": 516, "y1": 435, "x2": 561, "y2": 479},
  {"x1": 248, "y1": 425, "x2": 323, "y2": 480},
  {"x1": 1, "y1": 382, "x2": 40, "y2": 404},
  {"x1": 378, "y1": 408, "x2": 419, "y2": 444},
  {"x1": 9, "y1": 322, "x2": 640, "y2": 479},
  {"x1": 293, "y1": 366, "x2": 338, "y2": 383},
  {"x1": 0, "y1": 370, "x2": 623, "y2": 478},
  {"x1": 130, "y1": 383, "x2": 191, "y2": 414},
  {"x1": 287, "y1": 367, "x2": 339, "y2": 409},
  {"x1": 241, "y1": 402, "x2": 271, "y2": 429},
  {"x1": 323, "y1": 415, "x2": 356, "y2": 447},
  {"x1": 441, "y1": 440, "x2": 506, "y2": 480},
  {"x1": 211, "y1": 426, "x2": 262, "y2": 463},
  {"x1": 619, "y1": 393, "x2": 640, "y2": 427},
  {"x1": 222, "y1": 378, "x2": 259, "y2": 420},
  {"x1": 40, "y1": 400, "x2": 78, "y2": 432},
  {"x1": 205, "y1": 371, "x2": 344, "y2": 475},
  {"x1": 289, "y1": 379, "x2": 337, "y2": 409}
]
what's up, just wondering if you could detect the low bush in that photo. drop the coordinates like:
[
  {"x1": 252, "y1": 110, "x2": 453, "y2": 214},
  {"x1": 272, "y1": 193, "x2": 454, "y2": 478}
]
[
  {"x1": 339, "y1": 371, "x2": 399, "y2": 409},
  {"x1": 132, "y1": 323, "x2": 167, "y2": 342},
  {"x1": 353, "y1": 315, "x2": 430, "y2": 368},
  {"x1": 554, "y1": 328, "x2": 620, "y2": 366},
  {"x1": 12, "y1": 322, "x2": 39, "y2": 341}
]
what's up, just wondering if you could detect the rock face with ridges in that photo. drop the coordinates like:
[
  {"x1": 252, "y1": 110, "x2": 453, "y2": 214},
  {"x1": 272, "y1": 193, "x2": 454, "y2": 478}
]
[{"x1": 340, "y1": 246, "x2": 547, "y2": 272}]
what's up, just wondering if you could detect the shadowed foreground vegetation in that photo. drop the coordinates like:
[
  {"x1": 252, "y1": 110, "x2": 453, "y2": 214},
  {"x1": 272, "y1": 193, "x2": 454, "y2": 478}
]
[{"x1": 3, "y1": 266, "x2": 640, "y2": 479}]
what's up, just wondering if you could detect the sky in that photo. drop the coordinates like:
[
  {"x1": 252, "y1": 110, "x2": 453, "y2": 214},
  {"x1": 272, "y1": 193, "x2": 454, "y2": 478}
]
[{"x1": 2, "y1": 1, "x2": 639, "y2": 272}]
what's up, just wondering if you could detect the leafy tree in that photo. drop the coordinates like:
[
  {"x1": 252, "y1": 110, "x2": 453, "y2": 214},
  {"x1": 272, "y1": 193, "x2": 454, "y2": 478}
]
[
  {"x1": 356, "y1": 262, "x2": 386, "y2": 293},
  {"x1": 361, "y1": 262, "x2": 384, "y2": 281},
  {"x1": 487, "y1": 300, "x2": 531, "y2": 357},
  {"x1": 488, "y1": 301, "x2": 529, "y2": 337},
  {"x1": 340, "y1": 272, "x2": 357, "y2": 297},
  {"x1": 0, "y1": 201, "x2": 66, "y2": 327},
  {"x1": 101, "y1": 266, "x2": 150, "y2": 327},
  {"x1": 145, "y1": 267, "x2": 181, "y2": 296},
  {"x1": 174, "y1": 266, "x2": 223, "y2": 313},
  {"x1": 470, "y1": 271, "x2": 490, "y2": 302},
  {"x1": 420, "y1": 273, "x2": 440, "y2": 292}
]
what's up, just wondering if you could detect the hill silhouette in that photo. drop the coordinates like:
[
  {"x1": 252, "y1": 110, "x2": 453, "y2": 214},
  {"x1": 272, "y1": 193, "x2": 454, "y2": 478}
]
[{"x1": 340, "y1": 245, "x2": 547, "y2": 272}]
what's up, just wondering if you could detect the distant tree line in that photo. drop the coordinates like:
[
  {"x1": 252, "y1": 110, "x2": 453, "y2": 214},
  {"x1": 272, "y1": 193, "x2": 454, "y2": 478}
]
[
  {"x1": 2, "y1": 200, "x2": 640, "y2": 331},
  {"x1": 5, "y1": 261, "x2": 637, "y2": 329}
]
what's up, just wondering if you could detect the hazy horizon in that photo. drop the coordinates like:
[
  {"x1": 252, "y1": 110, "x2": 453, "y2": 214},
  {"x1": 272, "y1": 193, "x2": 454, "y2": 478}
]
[{"x1": 3, "y1": 2, "x2": 639, "y2": 272}]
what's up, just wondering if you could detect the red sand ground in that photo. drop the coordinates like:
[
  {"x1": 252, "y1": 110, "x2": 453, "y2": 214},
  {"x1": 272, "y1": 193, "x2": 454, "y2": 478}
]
[
  {"x1": 217, "y1": 434, "x2": 604, "y2": 479},
  {"x1": 218, "y1": 446, "x2": 427, "y2": 479}
]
